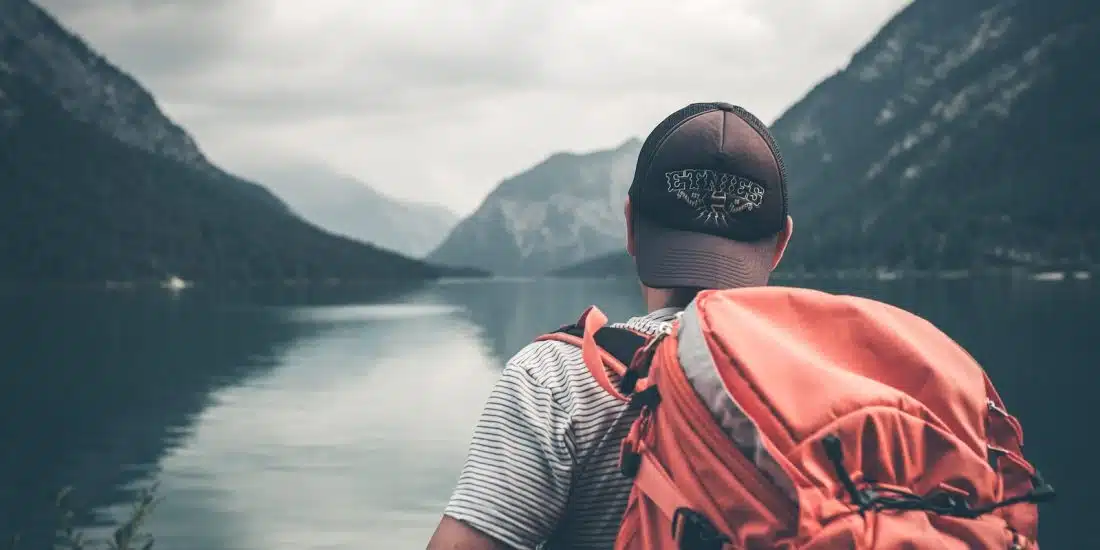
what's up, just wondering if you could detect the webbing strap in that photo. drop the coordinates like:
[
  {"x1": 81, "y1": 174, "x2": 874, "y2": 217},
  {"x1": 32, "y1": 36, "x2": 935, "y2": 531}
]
[
  {"x1": 540, "y1": 331, "x2": 627, "y2": 400},
  {"x1": 635, "y1": 448, "x2": 692, "y2": 520},
  {"x1": 555, "y1": 324, "x2": 649, "y2": 368},
  {"x1": 536, "y1": 308, "x2": 651, "y2": 403},
  {"x1": 580, "y1": 307, "x2": 627, "y2": 401}
]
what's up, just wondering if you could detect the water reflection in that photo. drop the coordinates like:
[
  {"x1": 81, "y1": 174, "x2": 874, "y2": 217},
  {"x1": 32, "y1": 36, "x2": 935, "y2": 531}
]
[
  {"x1": 142, "y1": 288, "x2": 498, "y2": 549},
  {"x1": 424, "y1": 278, "x2": 646, "y2": 367},
  {"x1": 0, "y1": 282, "x2": 424, "y2": 548},
  {"x1": 0, "y1": 277, "x2": 1093, "y2": 548},
  {"x1": 0, "y1": 289, "x2": 304, "y2": 547}
]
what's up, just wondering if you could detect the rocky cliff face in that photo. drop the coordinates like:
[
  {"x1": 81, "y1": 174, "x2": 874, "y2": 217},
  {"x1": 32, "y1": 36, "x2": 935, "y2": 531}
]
[
  {"x1": 429, "y1": 138, "x2": 641, "y2": 275},
  {"x1": 0, "y1": 0, "x2": 203, "y2": 165},
  {"x1": 559, "y1": 0, "x2": 1099, "y2": 277},
  {"x1": 771, "y1": 0, "x2": 1097, "y2": 271}
]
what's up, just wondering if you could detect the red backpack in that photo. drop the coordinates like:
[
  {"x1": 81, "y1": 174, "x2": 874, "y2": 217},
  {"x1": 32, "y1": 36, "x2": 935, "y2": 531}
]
[{"x1": 537, "y1": 286, "x2": 1053, "y2": 549}]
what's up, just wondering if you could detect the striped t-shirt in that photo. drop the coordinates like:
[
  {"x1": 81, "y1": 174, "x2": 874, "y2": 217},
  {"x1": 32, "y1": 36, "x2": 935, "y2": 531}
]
[{"x1": 444, "y1": 308, "x2": 681, "y2": 549}]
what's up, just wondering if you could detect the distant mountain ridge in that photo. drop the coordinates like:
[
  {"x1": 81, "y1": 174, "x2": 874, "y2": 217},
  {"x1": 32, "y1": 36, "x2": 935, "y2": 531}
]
[
  {"x1": 256, "y1": 165, "x2": 459, "y2": 258},
  {"x1": 429, "y1": 138, "x2": 641, "y2": 275},
  {"x1": 0, "y1": 0, "x2": 480, "y2": 284},
  {"x1": 558, "y1": 0, "x2": 1099, "y2": 277}
]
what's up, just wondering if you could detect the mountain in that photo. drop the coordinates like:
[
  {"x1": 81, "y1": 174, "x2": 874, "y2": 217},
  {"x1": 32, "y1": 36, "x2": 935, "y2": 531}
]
[
  {"x1": 429, "y1": 138, "x2": 642, "y2": 275},
  {"x1": 558, "y1": 0, "x2": 1099, "y2": 277},
  {"x1": 0, "y1": 0, "x2": 481, "y2": 284},
  {"x1": 254, "y1": 164, "x2": 459, "y2": 258},
  {"x1": 0, "y1": 0, "x2": 285, "y2": 212}
]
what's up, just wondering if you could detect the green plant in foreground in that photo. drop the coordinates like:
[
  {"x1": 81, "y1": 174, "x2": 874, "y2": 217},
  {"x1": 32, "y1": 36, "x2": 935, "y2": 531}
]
[{"x1": 7, "y1": 485, "x2": 160, "y2": 550}]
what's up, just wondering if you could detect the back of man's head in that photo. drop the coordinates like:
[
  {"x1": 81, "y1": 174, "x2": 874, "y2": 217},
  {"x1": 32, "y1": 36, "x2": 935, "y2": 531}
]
[{"x1": 627, "y1": 102, "x2": 791, "y2": 293}]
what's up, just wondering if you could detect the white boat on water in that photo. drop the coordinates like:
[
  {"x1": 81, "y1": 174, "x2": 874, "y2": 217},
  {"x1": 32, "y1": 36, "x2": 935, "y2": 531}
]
[
  {"x1": 875, "y1": 268, "x2": 900, "y2": 281},
  {"x1": 162, "y1": 275, "x2": 191, "y2": 291},
  {"x1": 1030, "y1": 271, "x2": 1065, "y2": 282}
]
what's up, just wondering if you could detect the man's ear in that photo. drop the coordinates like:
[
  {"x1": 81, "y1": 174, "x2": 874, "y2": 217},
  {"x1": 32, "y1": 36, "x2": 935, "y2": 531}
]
[
  {"x1": 770, "y1": 215, "x2": 794, "y2": 270},
  {"x1": 624, "y1": 200, "x2": 636, "y2": 257}
]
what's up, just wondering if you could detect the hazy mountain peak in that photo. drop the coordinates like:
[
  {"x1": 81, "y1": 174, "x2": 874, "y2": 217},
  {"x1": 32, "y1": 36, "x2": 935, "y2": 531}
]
[{"x1": 254, "y1": 163, "x2": 459, "y2": 258}]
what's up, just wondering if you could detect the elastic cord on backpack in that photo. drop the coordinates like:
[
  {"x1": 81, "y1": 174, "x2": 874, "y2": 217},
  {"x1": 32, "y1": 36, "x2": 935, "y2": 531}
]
[
  {"x1": 821, "y1": 434, "x2": 1056, "y2": 519},
  {"x1": 822, "y1": 435, "x2": 871, "y2": 515}
]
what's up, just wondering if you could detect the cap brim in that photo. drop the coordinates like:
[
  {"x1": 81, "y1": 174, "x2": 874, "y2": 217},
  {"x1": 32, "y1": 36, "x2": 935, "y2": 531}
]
[{"x1": 633, "y1": 214, "x2": 776, "y2": 289}]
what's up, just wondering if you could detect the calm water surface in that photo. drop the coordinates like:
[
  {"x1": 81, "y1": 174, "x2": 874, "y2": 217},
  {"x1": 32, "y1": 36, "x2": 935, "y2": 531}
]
[{"x1": 0, "y1": 277, "x2": 1095, "y2": 549}]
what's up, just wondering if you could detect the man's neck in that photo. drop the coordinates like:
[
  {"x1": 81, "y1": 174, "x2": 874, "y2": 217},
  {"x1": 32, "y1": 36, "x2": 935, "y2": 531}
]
[
  {"x1": 643, "y1": 288, "x2": 695, "y2": 312},
  {"x1": 645, "y1": 301, "x2": 668, "y2": 314},
  {"x1": 643, "y1": 278, "x2": 774, "y2": 312}
]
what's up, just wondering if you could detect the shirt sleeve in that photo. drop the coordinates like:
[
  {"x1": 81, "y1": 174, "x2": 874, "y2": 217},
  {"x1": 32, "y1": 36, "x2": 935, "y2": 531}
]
[{"x1": 443, "y1": 342, "x2": 577, "y2": 550}]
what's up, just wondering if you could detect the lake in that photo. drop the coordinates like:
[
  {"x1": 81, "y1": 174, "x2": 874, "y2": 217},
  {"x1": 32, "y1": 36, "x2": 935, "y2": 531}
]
[{"x1": 0, "y1": 276, "x2": 1094, "y2": 549}]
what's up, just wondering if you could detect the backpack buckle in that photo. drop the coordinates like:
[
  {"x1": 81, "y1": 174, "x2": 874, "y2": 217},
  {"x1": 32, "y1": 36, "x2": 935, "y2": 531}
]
[
  {"x1": 620, "y1": 448, "x2": 641, "y2": 478},
  {"x1": 671, "y1": 507, "x2": 728, "y2": 550},
  {"x1": 627, "y1": 385, "x2": 661, "y2": 411},
  {"x1": 619, "y1": 329, "x2": 670, "y2": 395}
]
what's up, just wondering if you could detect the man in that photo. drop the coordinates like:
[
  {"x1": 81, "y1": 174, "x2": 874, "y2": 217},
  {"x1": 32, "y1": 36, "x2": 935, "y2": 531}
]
[{"x1": 427, "y1": 102, "x2": 794, "y2": 550}]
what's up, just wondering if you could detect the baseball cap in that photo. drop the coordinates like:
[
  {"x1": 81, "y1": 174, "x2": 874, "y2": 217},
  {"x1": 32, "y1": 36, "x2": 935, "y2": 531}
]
[{"x1": 627, "y1": 102, "x2": 789, "y2": 289}]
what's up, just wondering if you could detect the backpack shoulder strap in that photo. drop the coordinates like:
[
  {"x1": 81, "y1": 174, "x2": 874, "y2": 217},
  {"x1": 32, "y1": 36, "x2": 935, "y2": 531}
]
[
  {"x1": 552, "y1": 323, "x2": 650, "y2": 368},
  {"x1": 535, "y1": 306, "x2": 650, "y2": 401}
]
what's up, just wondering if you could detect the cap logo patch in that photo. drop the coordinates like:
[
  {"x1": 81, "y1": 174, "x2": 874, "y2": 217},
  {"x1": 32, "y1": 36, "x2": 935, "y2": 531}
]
[{"x1": 665, "y1": 169, "x2": 765, "y2": 226}]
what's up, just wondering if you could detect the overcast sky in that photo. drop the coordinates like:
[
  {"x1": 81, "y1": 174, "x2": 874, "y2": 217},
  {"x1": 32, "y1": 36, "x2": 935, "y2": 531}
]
[{"x1": 40, "y1": 0, "x2": 905, "y2": 215}]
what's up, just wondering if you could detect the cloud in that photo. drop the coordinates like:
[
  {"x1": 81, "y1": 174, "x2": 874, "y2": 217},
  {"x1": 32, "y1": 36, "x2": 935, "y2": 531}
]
[{"x1": 39, "y1": 0, "x2": 906, "y2": 214}]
